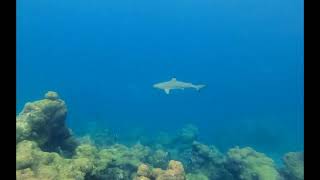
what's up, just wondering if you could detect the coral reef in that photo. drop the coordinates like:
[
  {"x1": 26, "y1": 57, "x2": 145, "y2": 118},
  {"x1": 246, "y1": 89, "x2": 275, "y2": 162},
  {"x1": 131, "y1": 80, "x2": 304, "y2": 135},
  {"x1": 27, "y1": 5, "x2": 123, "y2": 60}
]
[
  {"x1": 147, "y1": 149, "x2": 170, "y2": 169},
  {"x1": 280, "y1": 152, "x2": 304, "y2": 180},
  {"x1": 80, "y1": 129, "x2": 118, "y2": 148},
  {"x1": 84, "y1": 142, "x2": 151, "y2": 179},
  {"x1": 135, "y1": 160, "x2": 186, "y2": 180},
  {"x1": 186, "y1": 173, "x2": 209, "y2": 180},
  {"x1": 16, "y1": 92, "x2": 304, "y2": 180},
  {"x1": 92, "y1": 129, "x2": 118, "y2": 147},
  {"x1": 16, "y1": 140, "x2": 93, "y2": 180},
  {"x1": 183, "y1": 141, "x2": 233, "y2": 180},
  {"x1": 226, "y1": 146, "x2": 280, "y2": 180},
  {"x1": 190, "y1": 141, "x2": 225, "y2": 167},
  {"x1": 16, "y1": 91, "x2": 78, "y2": 153},
  {"x1": 156, "y1": 124, "x2": 199, "y2": 166},
  {"x1": 16, "y1": 139, "x2": 152, "y2": 180},
  {"x1": 155, "y1": 124, "x2": 198, "y2": 151}
]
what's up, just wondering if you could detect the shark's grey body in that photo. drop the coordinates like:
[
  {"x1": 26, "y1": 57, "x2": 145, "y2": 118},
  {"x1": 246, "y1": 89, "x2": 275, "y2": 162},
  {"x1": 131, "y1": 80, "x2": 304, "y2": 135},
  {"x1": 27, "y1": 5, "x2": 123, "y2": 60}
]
[{"x1": 153, "y1": 78, "x2": 206, "y2": 94}]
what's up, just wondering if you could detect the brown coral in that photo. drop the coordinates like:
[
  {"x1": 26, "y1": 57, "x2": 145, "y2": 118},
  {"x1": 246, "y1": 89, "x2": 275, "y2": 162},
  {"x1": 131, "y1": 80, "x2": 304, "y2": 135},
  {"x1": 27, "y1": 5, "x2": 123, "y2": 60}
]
[
  {"x1": 157, "y1": 160, "x2": 185, "y2": 180},
  {"x1": 137, "y1": 164, "x2": 152, "y2": 177},
  {"x1": 135, "y1": 160, "x2": 186, "y2": 180}
]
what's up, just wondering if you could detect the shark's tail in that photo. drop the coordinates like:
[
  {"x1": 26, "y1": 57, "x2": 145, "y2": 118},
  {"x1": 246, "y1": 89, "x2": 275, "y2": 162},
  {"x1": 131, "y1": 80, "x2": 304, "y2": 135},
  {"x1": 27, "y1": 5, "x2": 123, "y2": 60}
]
[{"x1": 195, "y1": 84, "x2": 206, "y2": 91}]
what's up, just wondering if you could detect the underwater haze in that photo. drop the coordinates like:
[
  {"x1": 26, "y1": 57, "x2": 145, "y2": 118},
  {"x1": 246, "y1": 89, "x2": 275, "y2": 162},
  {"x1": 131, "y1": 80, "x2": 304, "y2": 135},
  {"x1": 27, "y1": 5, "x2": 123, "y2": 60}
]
[{"x1": 17, "y1": 0, "x2": 304, "y2": 165}]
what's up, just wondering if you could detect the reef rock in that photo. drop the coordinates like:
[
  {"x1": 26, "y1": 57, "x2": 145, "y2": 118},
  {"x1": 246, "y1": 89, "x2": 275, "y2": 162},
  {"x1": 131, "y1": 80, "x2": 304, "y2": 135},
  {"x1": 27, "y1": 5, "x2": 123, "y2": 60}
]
[
  {"x1": 16, "y1": 140, "x2": 93, "y2": 180},
  {"x1": 281, "y1": 152, "x2": 304, "y2": 180},
  {"x1": 184, "y1": 141, "x2": 233, "y2": 179},
  {"x1": 135, "y1": 160, "x2": 186, "y2": 180},
  {"x1": 157, "y1": 160, "x2": 186, "y2": 180},
  {"x1": 84, "y1": 143, "x2": 151, "y2": 180},
  {"x1": 147, "y1": 149, "x2": 170, "y2": 169},
  {"x1": 226, "y1": 146, "x2": 280, "y2": 180},
  {"x1": 16, "y1": 91, "x2": 78, "y2": 153}
]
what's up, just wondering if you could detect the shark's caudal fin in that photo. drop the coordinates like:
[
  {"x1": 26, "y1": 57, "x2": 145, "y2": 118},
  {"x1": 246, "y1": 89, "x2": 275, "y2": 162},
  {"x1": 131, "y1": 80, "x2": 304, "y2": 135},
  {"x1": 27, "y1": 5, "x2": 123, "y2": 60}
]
[{"x1": 195, "y1": 84, "x2": 206, "y2": 91}]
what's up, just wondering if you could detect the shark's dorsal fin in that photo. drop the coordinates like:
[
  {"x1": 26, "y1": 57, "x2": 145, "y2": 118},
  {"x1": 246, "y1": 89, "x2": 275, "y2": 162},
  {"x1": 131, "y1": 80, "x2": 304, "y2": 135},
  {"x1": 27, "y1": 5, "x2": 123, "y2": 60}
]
[{"x1": 171, "y1": 77, "x2": 177, "y2": 81}]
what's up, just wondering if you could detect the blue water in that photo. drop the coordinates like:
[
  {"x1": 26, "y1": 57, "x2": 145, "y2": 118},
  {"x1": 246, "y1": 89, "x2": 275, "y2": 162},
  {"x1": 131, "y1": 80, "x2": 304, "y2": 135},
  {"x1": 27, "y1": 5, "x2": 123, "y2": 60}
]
[{"x1": 17, "y1": 0, "x2": 304, "y2": 163}]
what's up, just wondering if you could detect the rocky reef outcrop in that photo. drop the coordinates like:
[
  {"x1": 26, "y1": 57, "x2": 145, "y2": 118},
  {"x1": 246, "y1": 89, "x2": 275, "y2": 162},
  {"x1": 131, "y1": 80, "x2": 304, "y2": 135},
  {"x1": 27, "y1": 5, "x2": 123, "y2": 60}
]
[
  {"x1": 16, "y1": 91, "x2": 304, "y2": 180},
  {"x1": 16, "y1": 91, "x2": 78, "y2": 153},
  {"x1": 135, "y1": 160, "x2": 186, "y2": 180},
  {"x1": 226, "y1": 146, "x2": 280, "y2": 180},
  {"x1": 280, "y1": 152, "x2": 304, "y2": 180}
]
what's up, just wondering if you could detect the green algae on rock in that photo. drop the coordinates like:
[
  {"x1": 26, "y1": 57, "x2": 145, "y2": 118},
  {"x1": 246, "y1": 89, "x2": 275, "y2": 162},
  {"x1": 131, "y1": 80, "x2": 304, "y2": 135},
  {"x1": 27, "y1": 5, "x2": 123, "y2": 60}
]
[
  {"x1": 16, "y1": 91, "x2": 78, "y2": 153},
  {"x1": 16, "y1": 140, "x2": 93, "y2": 180},
  {"x1": 135, "y1": 160, "x2": 186, "y2": 180},
  {"x1": 44, "y1": 91, "x2": 60, "y2": 100},
  {"x1": 185, "y1": 141, "x2": 233, "y2": 180},
  {"x1": 82, "y1": 142, "x2": 152, "y2": 180},
  {"x1": 147, "y1": 149, "x2": 170, "y2": 169},
  {"x1": 281, "y1": 152, "x2": 304, "y2": 180},
  {"x1": 226, "y1": 146, "x2": 281, "y2": 180},
  {"x1": 16, "y1": 92, "x2": 304, "y2": 180}
]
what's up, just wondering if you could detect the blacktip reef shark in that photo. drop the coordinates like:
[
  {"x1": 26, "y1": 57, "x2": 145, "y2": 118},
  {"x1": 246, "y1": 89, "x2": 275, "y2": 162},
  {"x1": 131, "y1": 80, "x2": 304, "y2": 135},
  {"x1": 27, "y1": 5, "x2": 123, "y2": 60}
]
[{"x1": 153, "y1": 78, "x2": 206, "y2": 94}]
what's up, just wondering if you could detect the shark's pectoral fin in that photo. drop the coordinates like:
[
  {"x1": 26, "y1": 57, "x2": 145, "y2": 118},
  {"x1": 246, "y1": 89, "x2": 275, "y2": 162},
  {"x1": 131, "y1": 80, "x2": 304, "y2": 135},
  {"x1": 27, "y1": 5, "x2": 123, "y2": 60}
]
[{"x1": 164, "y1": 89, "x2": 170, "y2": 94}]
